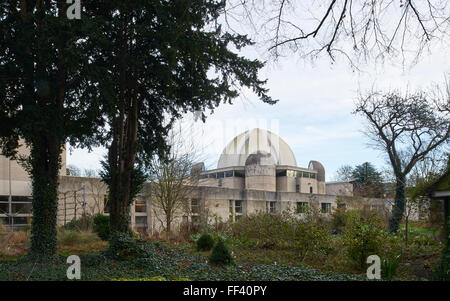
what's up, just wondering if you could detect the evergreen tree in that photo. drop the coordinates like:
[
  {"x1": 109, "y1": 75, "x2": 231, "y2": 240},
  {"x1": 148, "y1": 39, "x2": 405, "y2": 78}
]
[
  {"x1": 0, "y1": 1, "x2": 106, "y2": 258},
  {"x1": 85, "y1": 0, "x2": 275, "y2": 235},
  {"x1": 352, "y1": 162, "x2": 384, "y2": 198}
]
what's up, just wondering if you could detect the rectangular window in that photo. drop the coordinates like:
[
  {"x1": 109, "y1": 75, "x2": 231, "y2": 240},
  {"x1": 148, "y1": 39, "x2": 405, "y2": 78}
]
[
  {"x1": 296, "y1": 184, "x2": 300, "y2": 193},
  {"x1": 135, "y1": 216, "x2": 147, "y2": 226},
  {"x1": 225, "y1": 170, "x2": 234, "y2": 177},
  {"x1": 135, "y1": 200, "x2": 146, "y2": 213},
  {"x1": 321, "y1": 203, "x2": 331, "y2": 213},
  {"x1": 229, "y1": 200, "x2": 243, "y2": 222},
  {"x1": 276, "y1": 170, "x2": 287, "y2": 177},
  {"x1": 191, "y1": 199, "x2": 200, "y2": 214},
  {"x1": 310, "y1": 173, "x2": 316, "y2": 179},
  {"x1": 296, "y1": 202, "x2": 308, "y2": 213},
  {"x1": 266, "y1": 201, "x2": 276, "y2": 213},
  {"x1": 0, "y1": 202, "x2": 8, "y2": 214},
  {"x1": 218, "y1": 178, "x2": 223, "y2": 187},
  {"x1": 234, "y1": 171, "x2": 245, "y2": 178},
  {"x1": 235, "y1": 200, "x2": 242, "y2": 214}
]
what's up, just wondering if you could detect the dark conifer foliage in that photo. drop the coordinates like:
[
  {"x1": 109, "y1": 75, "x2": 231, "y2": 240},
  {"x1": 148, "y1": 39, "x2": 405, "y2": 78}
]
[
  {"x1": 85, "y1": 0, "x2": 275, "y2": 234},
  {"x1": 0, "y1": 1, "x2": 106, "y2": 257}
]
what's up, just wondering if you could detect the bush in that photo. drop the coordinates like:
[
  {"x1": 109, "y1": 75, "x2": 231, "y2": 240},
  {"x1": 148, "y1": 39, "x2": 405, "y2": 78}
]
[
  {"x1": 294, "y1": 221, "x2": 329, "y2": 261},
  {"x1": 57, "y1": 229, "x2": 100, "y2": 246},
  {"x1": 343, "y1": 213, "x2": 386, "y2": 270},
  {"x1": 64, "y1": 216, "x2": 94, "y2": 231},
  {"x1": 381, "y1": 255, "x2": 400, "y2": 280},
  {"x1": 105, "y1": 232, "x2": 152, "y2": 260},
  {"x1": 0, "y1": 219, "x2": 6, "y2": 233},
  {"x1": 209, "y1": 238, "x2": 233, "y2": 266},
  {"x1": 330, "y1": 199, "x2": 347, "y2": 234},
  {"x1": 93, "y1": 214, "x2": 110, "y2": 241},
  {"x1": 231, "y1": 211, "x2": 295, "y2": 248},
  {"x1": 197, "y1": 233, "x2": 215, "y2": 251}
]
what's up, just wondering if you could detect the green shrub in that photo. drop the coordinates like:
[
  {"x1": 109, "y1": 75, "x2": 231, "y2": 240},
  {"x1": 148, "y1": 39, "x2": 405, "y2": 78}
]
[
  {"x1": 64, "y1": 216, "x2": 94, "y2": 231},
  {"x1": 381, "y1": 255, "x2": 400, "y2": 280},
  {"x1": 57, "y1": 229, "x2": 100, "y2": 246},
  {"x1": 343, "y1": 213, "x2": 386, "y2": 270},
  {"x1": 93, "y1": 214, "x2": 110, "y2": 241},
  {"x1": 294, "y1": 221, "x2": 329, "y2": 261},
  {"x1": 189, "y1": 233, "x2": 201, "y2": 243},
  {"x1": 209, "y1": 238, "x2": 233, "y2": 266},
  {"x1": 105, "y1": 232, "x2": 151, "y2": 260},
  {"x1": 330, "y1": 198, "x2": 348, "y2": 234},
  {"x1": 197, "y1": 233, "x2": 215, "y2": 251},
  {"x1": 231, "y1": 211, "x2": 295, "y2": 248}
]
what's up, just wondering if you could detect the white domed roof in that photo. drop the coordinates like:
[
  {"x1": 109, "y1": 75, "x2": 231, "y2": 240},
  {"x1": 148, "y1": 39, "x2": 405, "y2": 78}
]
[{"x1": 217, "y1": 128, "x2": 297, "y2": 168}]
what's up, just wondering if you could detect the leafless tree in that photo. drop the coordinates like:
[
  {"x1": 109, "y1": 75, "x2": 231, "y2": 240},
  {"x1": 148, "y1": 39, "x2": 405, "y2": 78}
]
[
  {"x1": 149, "y1": 127, "x2": 204, "y2": 235},
  {"x1": 333, "y1": 164, "x2": 354, "y2": 181},
  {"x1": 354, "y1": 84, "x2": 450, "y2": 232},
  {"x1": 225, "y1": 0, "x2": 449, "y2": 65}
]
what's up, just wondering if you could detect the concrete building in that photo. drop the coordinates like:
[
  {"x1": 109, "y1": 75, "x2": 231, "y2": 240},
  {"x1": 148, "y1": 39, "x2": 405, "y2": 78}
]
[{"x1": 0, "y1": 129, "x2": 392, "y2": 233}]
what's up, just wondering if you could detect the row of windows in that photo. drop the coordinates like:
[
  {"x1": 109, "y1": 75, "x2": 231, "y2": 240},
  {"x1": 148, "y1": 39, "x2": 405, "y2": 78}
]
[
  {"x1": 200, "y1": 170, "x2": 245, "y2": 179},
  {"x1": 296, "y1": 202, "x2": 332, "y2": 213},
  {"x1": 201, "y1": 170, "x2": 318, "y2": 180},
  {"x1": 277, "y1": 170, "x2": 317, "y2": 179},
  {"x1": 0, "y1": 195, "x2": 33, "y2": 216}
]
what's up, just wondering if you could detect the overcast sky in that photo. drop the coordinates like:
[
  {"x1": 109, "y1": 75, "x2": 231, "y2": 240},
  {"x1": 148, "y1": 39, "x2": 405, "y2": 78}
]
[{"x1": 66, "y1": 3, "x2": 450, "y2": 181}]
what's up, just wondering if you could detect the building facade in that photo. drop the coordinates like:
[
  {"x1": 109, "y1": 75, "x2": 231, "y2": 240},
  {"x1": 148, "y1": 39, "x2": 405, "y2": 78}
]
[{"x1": 1, "y1": 129, "x2": 392, "y2": 233}]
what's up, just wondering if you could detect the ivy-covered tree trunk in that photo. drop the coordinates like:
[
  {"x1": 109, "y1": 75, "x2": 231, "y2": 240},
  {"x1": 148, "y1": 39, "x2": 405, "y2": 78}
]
[
  {"x1": 108, "y1": 96, "x2": 139, "y2": 235},
  {"x1": 389, "y1": 174, "x2": 407, "y2": 233},
  {"x1": 29, "y1": 137, "x2": 62, "y2": 257}
]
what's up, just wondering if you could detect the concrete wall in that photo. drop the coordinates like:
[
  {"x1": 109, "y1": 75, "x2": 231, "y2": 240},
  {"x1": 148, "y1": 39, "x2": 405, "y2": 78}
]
[
  {"x1": 326, "y1": 182, "x2": 353, "y2": 196},
  {"x1": 0, "y1": 142, "x2": 67, "y2": 196},
  {"x1": 245, "y1": 165, "x2": 276, "y2": 191}
]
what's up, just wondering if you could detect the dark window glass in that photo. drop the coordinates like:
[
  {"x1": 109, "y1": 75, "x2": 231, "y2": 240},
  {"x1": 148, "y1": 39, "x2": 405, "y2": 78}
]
[
  {"x1": 218, "y1": 178, "x2": 222, "y2": 187},
  {"x1": 225, "y1": 170, "x2": 234, "y2": 177},
  {"x1": 217, "y1": 172, "x2": 224, "y2": 179},
  {"x1": 321, "y1": 203, "x2": 331, "y2": 213},
  {"x1": 276, "y1": 170, "x2": 287, "y2": 177},
  {"x1": 235, "y1": 200, "x2": 242, "y2": 213},
  {"x1": 310, "y1": 186, "x2": 313, "y2": 194},
  {"x1": 234, "y1": 171, "x2": 245, "y2": 178},
  {"x1": 135, "y1": 216, "x2": 147, "y2": 225},
  {"x1": 296, "y1": 202, "x2": 308, "y2": 213},
  {"x1": 12, "y1": 217, "x2": 28, "y2": 225},
  {"x1": 0, "y1": 203, "x2": 8, "y2": 214},
  {"x1": 12, "y1": 203, "x2": 32, "y2": 214},
  {"x1": 191, "y1": 199, "x2": 200, "y2": 214},
  {"x1": 12, "y1": 196, "x2": 32, "y2": 202}
]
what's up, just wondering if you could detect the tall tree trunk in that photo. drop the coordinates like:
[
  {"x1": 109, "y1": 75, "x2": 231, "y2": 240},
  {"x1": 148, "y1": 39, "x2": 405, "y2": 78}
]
[
  {"x1": 29, "y1": 137, "x2": 62, "y2": 258},
  {"x1": 389, "y1": 174, "x2": 406, "y2": 233},
  {"x1": 108, "y1": 97, "x2": 138, "y2": 235}
]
